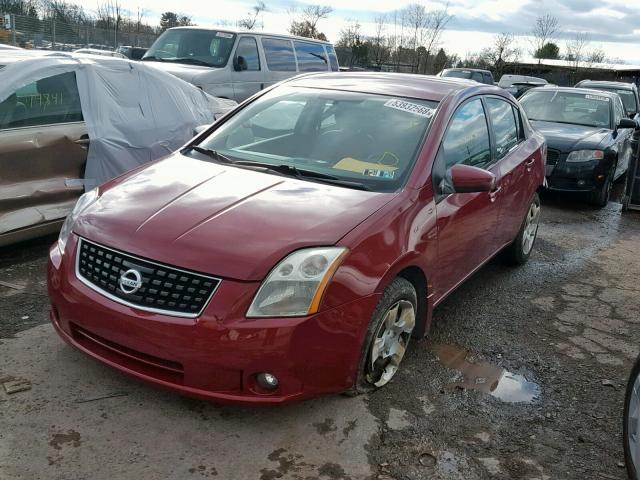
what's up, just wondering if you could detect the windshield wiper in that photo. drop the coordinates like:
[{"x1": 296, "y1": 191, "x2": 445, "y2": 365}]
[
  {"x1": 172, "y1": 57, "x2": 214, "y2": 67},
  {"x1": 231, "y1": 161, "x2": 371, "y2": 191},
  {"x1": 187, "y1": 146, "x2": 235, "y2": 164},
  {"x1": 140, "y1": 56, "x2": 165, "y2": 62}
]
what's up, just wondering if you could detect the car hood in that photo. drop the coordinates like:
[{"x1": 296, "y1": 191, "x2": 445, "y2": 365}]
[
  {"x1": 74, "y1": 154, "x2": 397, "y2": 281},
  {"x1": 141, "y1": 60, "x2": 215, "y2": 83},
  {"x1": 530, "y1": 120, "x2": 610, "y2": 152}
]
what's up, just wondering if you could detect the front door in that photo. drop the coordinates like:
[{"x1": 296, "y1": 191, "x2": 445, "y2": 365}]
[
  {"x1": 432, "y1": 97, "x2": 503, "y2": 302},
  {"x1": 0, "y1": 71, "x2": 88, "y2": 244},
  {"x1": 230, "y1": 36, "x2": 265, "y2": 102}
]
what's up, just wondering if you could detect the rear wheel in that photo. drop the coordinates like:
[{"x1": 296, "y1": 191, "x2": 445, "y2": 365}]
[
  {"x1": 624, "y1": 356, "x2": 640, "y2": 480},
  {"x1": 504, "y1": 193, "x2": 541, "y2": 265},
  {"x1": 347, "y1": 277, "x2": 417, "y2": 395}
]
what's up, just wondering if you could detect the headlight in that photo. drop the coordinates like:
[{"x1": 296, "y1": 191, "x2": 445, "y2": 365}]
[
  {"x1": 566, "y1": 150, "x2": 604, "y2": 163},
  {"x1": 247, "y1": 247, "x2": 348, "y2": 317},
  {"x1": 58, "y1": 189, "x2": 99, "y2": 254}
]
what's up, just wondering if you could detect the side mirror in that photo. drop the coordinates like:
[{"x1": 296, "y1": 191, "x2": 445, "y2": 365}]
[
  {"x1": 618, "y1": 118, "x2": 637, "y2": 130},
  {"x1": 233, "y1": 55, "x2": 248, "y2": 71},
  {"x1": 193, "y1": 124, "x2": 211, "y2": 137},
  {"x1": 440, "y1": 164, "x2": 496, "y2": 195}
]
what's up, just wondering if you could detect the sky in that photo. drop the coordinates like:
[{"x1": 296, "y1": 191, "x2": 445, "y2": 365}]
[{"x1": 78, "y1": 0, "x2": 640, "y2": 64}]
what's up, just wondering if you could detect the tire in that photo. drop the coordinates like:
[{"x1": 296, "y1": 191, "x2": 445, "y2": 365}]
[
  {"x1": 503, "y1": 192, "x2": 541, "y2": 266},
  {"x1": 590, "y1": 173, "x2": 612, "y2": 208},
  {"x1": 624, "y1": 355, "x2": 640, "y2": 480},
  {"x1": 346, "y1": 277, "x2": 417, "y2": 396}
]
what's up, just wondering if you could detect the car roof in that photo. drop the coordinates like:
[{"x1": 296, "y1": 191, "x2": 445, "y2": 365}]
[
  {"x1": 167, "y1": 26, "x2": 333, "y2": 45},
  {"x1": 576, "y1": 80, "x2": 636, "y2": 91},
  {"x1": 284, "y1": 72, "x2": 499, "y2": 102},
  {"x1": 528, "y1": 86, "x2": 620, "y2": 99},
  {"x1": 443, "y1": 67, "x2": 491, "y2": 74}
]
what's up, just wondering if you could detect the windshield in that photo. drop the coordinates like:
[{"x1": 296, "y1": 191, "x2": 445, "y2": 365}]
[
  {"x1": 193, "y1": 87, "x2": 438, "y2": 192},
  {"x1": 588, "y1": 87, "x2": 637, "y2": 115},
  {"x1": 520, "y1": 90, "x2": 611, "y2": 128},
  {"x1": 143, "y1": 29, "x2": 236, "y2": 67},
  {"x1": 442, "y1": 70, "x2": 471, "y2": 79}
]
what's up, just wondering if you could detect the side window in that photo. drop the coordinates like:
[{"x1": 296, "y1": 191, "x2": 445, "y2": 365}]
[
  {"x1": 293, "y1": 41, "x2": 328, "y2": 72},
  {"x1": 486, "y1": 97, "x2": 519, "y2": 160},
  {"x1": 235, "y1": 36, "x2": 260, "y2": 71},
  {"x1": 613, "y1": 97, "x2": 624, "y2": 125},
  {"x1": 471, "y1": 71, "x2": 484, "y2": 83},
  {"x1": 512, "y1": 105, "x2": 524, "y2": 140},
  {"x1": 483, "y1": 73, "x2": 493, "y2": 85},
  {"x1": 0, "y1": 71, "x2": 83, "y2": 130},
  {"x1": 437, "y1": 98, "x2": 492, "y2": 181},
  {"x1": 261, "y1": 38, "x2": 296, "y2": 72},
  {"x1": 326, "y1": 45, "x2": 339, "y2": 72}
]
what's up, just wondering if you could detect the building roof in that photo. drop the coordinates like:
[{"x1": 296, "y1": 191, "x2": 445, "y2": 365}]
[{"x1": 518, "y1": 57, "x2": 640, "y2": 73}]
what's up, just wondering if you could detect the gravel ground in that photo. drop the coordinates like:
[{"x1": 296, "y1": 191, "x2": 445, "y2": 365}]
[{"x1": 1, "y1": 190, "x2": 639, "y2": 480}]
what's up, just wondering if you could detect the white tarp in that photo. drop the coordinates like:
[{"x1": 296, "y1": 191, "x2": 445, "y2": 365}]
[{"x1": 0, "y1": 53, "x2": 235, "y2": 189}]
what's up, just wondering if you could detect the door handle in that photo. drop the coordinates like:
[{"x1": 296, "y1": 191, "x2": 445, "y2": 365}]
[
  {"x1": 525, "y1": 157, "x2": 535, "y2": 172},
  {"x1": 489, "y1": 185, "x2": 502, "y2": 202},
  {"x1": 74, "y1": 137, "x2": 90, "y2": 148}
]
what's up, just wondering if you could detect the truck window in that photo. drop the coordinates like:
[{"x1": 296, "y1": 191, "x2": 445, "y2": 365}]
[
  {"x1": 261, "y1": 38, "x2": 297, "y2": 72},
  {"x1": 293, "y1": 41, "x2": 328, "y2": 72}
]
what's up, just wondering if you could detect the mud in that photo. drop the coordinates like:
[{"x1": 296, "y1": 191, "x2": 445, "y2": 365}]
[{"x1": 1, "y1": 190, "x2": 639, "y2": 479}]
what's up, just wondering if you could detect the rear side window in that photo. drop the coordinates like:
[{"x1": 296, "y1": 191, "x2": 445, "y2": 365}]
[
  {"x1": 485, "y1": 97, "x2": 519, "y2": 160},
  {"x1": 483, "y1": 73, "x2": 493, "y2": 84},
  {"x1": 294, "y1": 41, "x2": 328, "y2": 72},
  {"x1": 472, "y1": 71, "x2": 484, "y2": 83},
  {"x1": 235, "y1": 36, "x2": 260, "y2": 71},
  {"x1": 0, "y1": 71, "x2": 83, "y2": 130},
  {"x1": 261, "y1": 38, "x2": 296, "y2": 72},
  {"x1": 326, "y1": 45, "x2": 339, "y2": 71},
  {"x1": 440, "y1": 98, "x2": 492, "y2": 169}
]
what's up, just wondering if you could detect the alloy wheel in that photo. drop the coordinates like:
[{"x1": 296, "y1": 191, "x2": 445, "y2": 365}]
[
  {"x1": 367, "y1": 300, "x2": 416, "y2": 387},
  {"x1": 522, "y1": 199, "x2": 541, "y2": 255},
  {"x1": 628, "y1": 373, "x2": 640, "y2": 478}
]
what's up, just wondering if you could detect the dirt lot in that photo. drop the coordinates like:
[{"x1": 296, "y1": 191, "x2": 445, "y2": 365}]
[{"x1": 1, "y1": 191, "x2": 639, "y2": 480}]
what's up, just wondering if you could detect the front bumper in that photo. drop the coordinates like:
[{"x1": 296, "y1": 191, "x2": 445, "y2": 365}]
[
  {"x1": 546, "y1": 159, "x2": 606, "y2": 192},
  {"x1": 48, "y1": 234, "x2": 379, "y2": 405}
]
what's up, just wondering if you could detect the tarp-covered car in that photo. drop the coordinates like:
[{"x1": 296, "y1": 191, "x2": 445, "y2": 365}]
[{"x1": 0, "y1": 52, "x2": 236, "y2": 247}]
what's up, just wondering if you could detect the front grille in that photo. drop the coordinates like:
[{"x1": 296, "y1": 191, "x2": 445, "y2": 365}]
[
  {"x1": 76, "y1": 238, "x2": 221, "y2": 317},
  {"x1": 546, "y1": 149, "x2": 560, "y2": 166}
]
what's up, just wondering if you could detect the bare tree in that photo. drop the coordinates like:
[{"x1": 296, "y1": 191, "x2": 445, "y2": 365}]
[
  {"x1": 336, "y1": 19, "x2": 361, "y2": 48},
  {"x1": 565, "y1": 32, "x2": 589, "y2": 70},
  {"x1": 587, "y1": 47, "x2": 606, "y2": 65},
  {"x1": 238, "y1": 1, "x2": 266, "y2": 30},
  {"x1": 419, "y1": 5, "x2": 451, "y2": 74},
  {"x1": 371, "y1": 15, "x2": 388, "y2": 66},
  {"x1": 531, "y1": 14, "x2": 559, "y2": 59},
  {"x1": 288, "y1": 5, "x2": 332, "y2": 40}
]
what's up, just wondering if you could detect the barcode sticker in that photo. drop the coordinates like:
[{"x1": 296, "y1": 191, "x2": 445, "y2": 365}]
[{"x1": 384, "y1": 99, "x2": 435, "y2": 118}]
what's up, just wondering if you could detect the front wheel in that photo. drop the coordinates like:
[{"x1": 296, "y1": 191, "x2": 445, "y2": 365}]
[
  {"x1": 504, "y1": 192, "x2": 541, "y2": 265},
  {"x1": 624, "y1": 356, "x2": 640, "y2": 480},
  {"x1": 347, "y1": 277, "x2": 417, "y2": 395},
  {"x1": 590, "y1": 174, "x2": 612, "y2": 208}
]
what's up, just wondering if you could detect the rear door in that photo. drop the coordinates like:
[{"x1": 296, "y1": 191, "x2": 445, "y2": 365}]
[
  {"x1": 484, "y1": 96, "x2": 533, "y2": 246},
  {"x1": 0, "y1": 71, "x2": 87, "y2": 243},
  {"x1": 612, "y1": 95, "x2": 634, "y2": 178},
  {"x1": 432, "y1": 97, "x2": 503, "y2": 302},
  {"x1": 260, "y1": 37, "x2": 298, "y2": 87},
  {"x1": 230, "y1": 35, "x2": 265, "y2": 102}
]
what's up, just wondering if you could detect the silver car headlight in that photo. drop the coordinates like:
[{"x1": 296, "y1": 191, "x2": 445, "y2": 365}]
[
  {"x1": 565, "y1": 150, "x2": 604, "y2": 162},
  {"x1": 247, "y1": 247, "x2": 348, "y2": 318},
  {"x1": 58, "y1": 189, "x2": 99, "y2": 254}
]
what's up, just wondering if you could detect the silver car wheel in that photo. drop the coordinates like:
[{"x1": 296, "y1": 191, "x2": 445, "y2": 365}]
[
  {"x1": 628, "y1": 373, "x2": 640, "y2": 477},
  {"x1": 367, "y1": 300, "x2": 415, "y2": 387},
  {"x1": 522, "y1": 199, "x2": 541, "y2": 255}
]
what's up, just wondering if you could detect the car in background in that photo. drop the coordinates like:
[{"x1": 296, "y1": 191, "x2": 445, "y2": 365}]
[
  {"x1": 520, "y1": 87, "x2": 636, "y2": 207},
  {"x1": 575, "y1": 80, "x2": 639, "y2": 121},
  {"x1": 437, "y1": 68, "x2": 495, "y2": 85},
  {"x1": 624, "y1": 354, "x2": 640, "y2": 480},
  {"x1": 141, "y1": 27, "x2": 339, "y2": 102},
  {"x1": 498, "y1": 75, "x2": 548, "y2": 98},
  {"x1": 0, "y1": 44, "x2": 22, "y2": 50},
  {"x1": 48, "y1": 73, "x2": 545, "y2": 404},
  {"x1": 0, "y1": 52, "x2": 236, "y2": 247},
  {"x1": 117, "y1": 46, "x2": 148, "y2": 60}
]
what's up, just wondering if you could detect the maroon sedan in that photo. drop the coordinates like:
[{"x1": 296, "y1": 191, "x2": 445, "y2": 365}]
[{"x1": 48, "y1": 73, "x2": 545, "y2": 404}]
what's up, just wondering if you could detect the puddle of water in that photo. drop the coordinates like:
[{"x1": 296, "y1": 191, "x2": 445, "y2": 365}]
[{"x1": 430, "y1": 344, "x2": 540, "y2": 404}]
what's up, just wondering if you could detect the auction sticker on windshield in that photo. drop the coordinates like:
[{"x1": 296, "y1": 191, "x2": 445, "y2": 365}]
[
  {"x1": 585, "y1": 94, "x2": 609, "y2": 102},
  {"x1": 384, "y1": 99, "x2": 435, "y2": 118},
  {"x1": 216, "y1": 32, "x2": 234, "y2": 38}
]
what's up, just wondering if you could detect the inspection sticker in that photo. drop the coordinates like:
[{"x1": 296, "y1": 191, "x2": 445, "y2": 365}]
[
  {"x1": 585, "y1": 94, "x2": 609, "y2": 102},
  {"x1": 384, "y1": 99, "x2": 435, "y2": 118},
  {"x1": 216, "y1": 32, "x2": 234, "y2": 38},
  {"x1": 363, "y1": 169, "x2": 395, "y2": 179}
]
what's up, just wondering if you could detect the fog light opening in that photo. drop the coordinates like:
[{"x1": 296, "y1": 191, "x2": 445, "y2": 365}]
[{"x1": 256, "y1": 372, "x2": 279, "y2": 390}]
